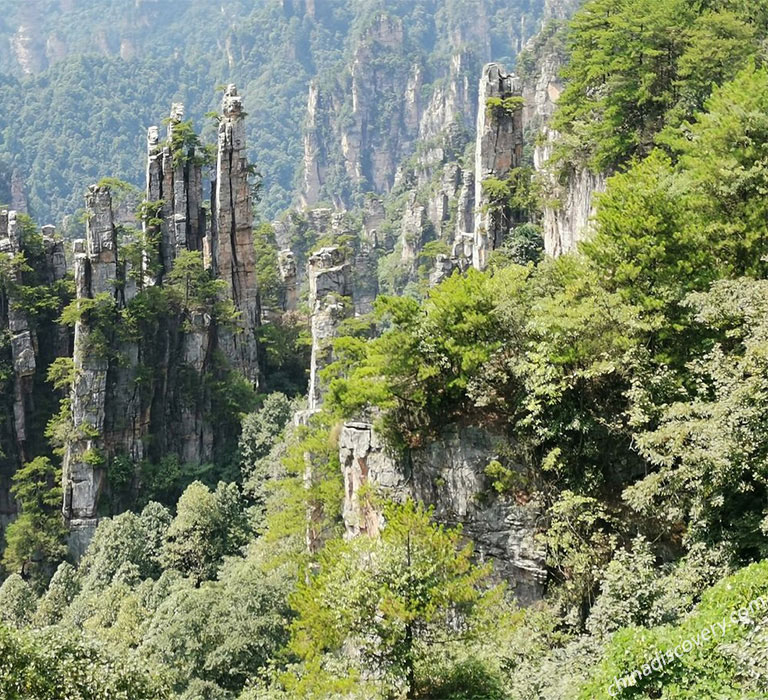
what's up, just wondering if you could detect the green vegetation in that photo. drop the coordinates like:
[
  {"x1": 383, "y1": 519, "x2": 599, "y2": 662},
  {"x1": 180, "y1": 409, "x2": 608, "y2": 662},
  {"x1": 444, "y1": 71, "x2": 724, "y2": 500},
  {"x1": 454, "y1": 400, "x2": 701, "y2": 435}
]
[
  {"x1": 0, "y1": 0, "x2": 543, "y2": 225},
  {"x1": 285, "y1": 500, "x2": 503, "y2": 698},
  {"x1": 552, "y1": 0, "x2": 764, "y2": 172},
  {"x1": 5, "y1": 1, "x2": 768, "y2": 698},
  {"x1": 485, "y1": 94, "x2": 525, "y2": 121}
]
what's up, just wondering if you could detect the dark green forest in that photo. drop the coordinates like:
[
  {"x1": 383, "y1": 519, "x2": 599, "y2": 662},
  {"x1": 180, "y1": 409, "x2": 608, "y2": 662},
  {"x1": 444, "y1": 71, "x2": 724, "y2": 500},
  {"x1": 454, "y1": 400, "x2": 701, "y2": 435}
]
[{"x1": 3, "y1": 0, "x2": 768, "y2": 698}]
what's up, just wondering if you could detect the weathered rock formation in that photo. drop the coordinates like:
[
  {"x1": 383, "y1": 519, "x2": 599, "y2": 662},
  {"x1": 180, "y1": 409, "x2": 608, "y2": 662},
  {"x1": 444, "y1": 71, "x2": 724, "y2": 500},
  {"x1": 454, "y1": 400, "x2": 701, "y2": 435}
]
[
  {"x1": 307, "y1": 246, "x2": 353, "y2": 411},
  {"x1": 522, "y1": 34, "x2": 607, "y2": 257},
  {"x1": 210, "y1": 85, "x2": 261, "y2": 387},
  {"x1": 452, "y1": 169, "x2": 476, "y2": 270},
  {"x1": 62, "y1": 92, "x2": 262, "y2": 551},
  {"x1": 277, "y1": 249, "x2": 298, "y2": 312},
  {"x1": 340, "y1": 421, "x2": 546, "y2": 605},
  {"x1": 63, "y1": 187, "x2": 121, "y2": 546},
  {"x1": 146, "y1": 103, "x2": 206, "y2": 281},
  {"x1": 473, "y1": 63, "x2": 524, "y2": 270},
  {"x1": 0, "y1": 212, "x2": 68, "y2": 534},
  {"x1": 273, "y1": 207, "x2": 377, "y2": 315}
]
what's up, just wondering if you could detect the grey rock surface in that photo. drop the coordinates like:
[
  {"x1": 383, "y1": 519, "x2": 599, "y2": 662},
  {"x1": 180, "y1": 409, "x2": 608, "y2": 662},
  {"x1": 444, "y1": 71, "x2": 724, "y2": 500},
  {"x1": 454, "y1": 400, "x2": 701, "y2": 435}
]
[{"x1": 340, "y1": 421, "x2": 547, "y2": 605}]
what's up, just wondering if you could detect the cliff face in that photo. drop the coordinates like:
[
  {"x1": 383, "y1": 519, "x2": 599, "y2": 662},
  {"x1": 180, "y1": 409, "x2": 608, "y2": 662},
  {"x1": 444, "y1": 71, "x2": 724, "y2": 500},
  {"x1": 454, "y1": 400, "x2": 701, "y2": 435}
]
[
  {"x1": 63, "y1": 187, "x2": 123, "y2": 540},
  {"x1": 0, "y1": 211, "x2": 68, "y2": 535},
  {"x1": 339, "y1": 421, "x2": 546, "y2": 605},
  {"x1": 298, "y1": 3, "x2": 541, "y2": 212},
  {"x1": 61, "y1": 88, "x2": 261, "y2": 550},
  {"x1": 210, "y1": 85, "x2": 260, "y2": 387},
  {"x1": 473, "y1": 63, "x2": 524, "y2": 270},
  {"x1": 522, "y1": 29, "x2": 607, "y2": 257},
  {"x1": 299, "y1": 15, "x2": 419, "y2": 209}
]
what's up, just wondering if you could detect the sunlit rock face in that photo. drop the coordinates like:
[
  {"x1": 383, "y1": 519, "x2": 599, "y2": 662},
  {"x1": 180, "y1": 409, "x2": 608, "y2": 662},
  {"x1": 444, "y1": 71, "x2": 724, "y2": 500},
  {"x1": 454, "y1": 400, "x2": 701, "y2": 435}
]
[
  {"x1": 340, "y1": 421, "x2": 547, "y2": 606},
  {"x1": 473, "y1": 62, "x2": 524, "y2": 270}
]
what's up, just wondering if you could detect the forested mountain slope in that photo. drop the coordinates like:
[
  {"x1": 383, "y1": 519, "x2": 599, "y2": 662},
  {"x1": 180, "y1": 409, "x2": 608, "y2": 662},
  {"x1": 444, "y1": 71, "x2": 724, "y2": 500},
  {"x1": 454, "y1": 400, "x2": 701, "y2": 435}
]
[{"x1": 3, "y1": 0, "x2": 768, "y2": 699}]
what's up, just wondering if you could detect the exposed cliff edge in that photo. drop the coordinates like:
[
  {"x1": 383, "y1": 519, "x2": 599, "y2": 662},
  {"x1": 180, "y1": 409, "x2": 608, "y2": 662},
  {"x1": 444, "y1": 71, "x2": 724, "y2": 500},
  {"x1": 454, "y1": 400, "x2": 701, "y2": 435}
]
[
  {"x1": 472, "y1": 63, "x2": 524, "y2": 270},
  {"x1": 521, "y1": 25, "x2": 607, "y2": 256},
  {"x1": 339, "y1": 421, "x2": 547, "y2": 605}
]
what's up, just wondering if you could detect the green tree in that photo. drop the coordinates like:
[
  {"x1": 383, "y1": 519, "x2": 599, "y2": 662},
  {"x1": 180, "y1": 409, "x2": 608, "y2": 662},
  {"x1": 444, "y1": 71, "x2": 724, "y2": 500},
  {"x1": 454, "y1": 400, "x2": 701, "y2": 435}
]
[
  {"x1": 161, "y1": 481, "x2": 249, "y2": 582},
  {"x1": 0, "y1": 574, "x2": 37, "y2": 628},
  {"x1": 33, "y1": 561, "x2": 80, "y2": 627},
  {"x1": 1, "y1": 456, "x2": 67, "y2": 585},
  {"x1": 626, "y1": 278, "x2": 768, "y2": 560},
  {"x1": 75, "y1": 502, "x2": 171, "y2": 593},
  {"x1": 0, "y1": 623, "x2": 170, "y2": 699},
  {"x1": 288, "y1": 500, "x2": 502, "y2": 699},
  {"x1": 673, "y1": 62, "x2": 768, "y2": 279}
]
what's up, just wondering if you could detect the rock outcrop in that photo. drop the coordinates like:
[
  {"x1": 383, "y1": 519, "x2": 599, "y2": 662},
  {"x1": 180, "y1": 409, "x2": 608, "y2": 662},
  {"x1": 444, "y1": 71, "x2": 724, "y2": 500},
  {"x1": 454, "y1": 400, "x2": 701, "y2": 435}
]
[
  {"x1": 307, "y1": 246, "x2": 352, "y2": 411},
  {"x1": 62, "y1": 187, "x2": 118, "y2": 539},
  {"x1": 146, "y1": 104, "x2": 206, "y2": 281},
  {"x1": 522, "y1": 33, "x2": 607, "y2": 257},
  {"x1": 340, "y1": 421, "x2": 546, "y2": 605},
  {"x1": 0, "y1": 212, "x2": 68, "y2": 535},
  {"x1": 273, "y1": 207, "x2": 377, "y2": 315},
  {"x1": 452, "y1": 169, "x2": 475, "y2": 270},
  {"x1": 472, "y1": 63, "x2": 524, "y2": 270},
  {"x1": 61, "y1": 92, "x2": 262, "y2": 551},
  {"x1": 210, "y1": 85, "x2": 261, "y2": 387}
]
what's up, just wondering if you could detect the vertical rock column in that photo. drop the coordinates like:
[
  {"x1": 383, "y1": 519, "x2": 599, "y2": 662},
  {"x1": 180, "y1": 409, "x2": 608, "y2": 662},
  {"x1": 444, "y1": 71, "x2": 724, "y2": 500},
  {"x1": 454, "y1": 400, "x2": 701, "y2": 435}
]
[
  {"x1": 146, "y1": 105, "x2": 213, "y2": 465},
  {"x1": 472, "y1": 63, "x2": 524, "y2": 270},
  {"x1": 277, "y1": 249, "x2": 298, "y2": 312},
  {"x1": 1, "y1": 212, "x2": 36, "y2": 459},
  {"x1": 42, "y1": 226, "x2": 70, "y2": 360},
  {"x1": 299, "y1": 245, "x2": 352, "y2": 553},
  {"x1": 146, "y1": 104, "x2": 206, "y2": 283},
  {"x1": 62, "y1": 186, "x2": 118, "y2": 548},
  {"x1": 211, "y1": 85, "x2": 260, "y2": 386},
  {"x1": 306, "y1": 246, "x2": 353, "y2": 412},
  {"x1": 451, "y1": 169, "x2": 475, "y2": 270}
]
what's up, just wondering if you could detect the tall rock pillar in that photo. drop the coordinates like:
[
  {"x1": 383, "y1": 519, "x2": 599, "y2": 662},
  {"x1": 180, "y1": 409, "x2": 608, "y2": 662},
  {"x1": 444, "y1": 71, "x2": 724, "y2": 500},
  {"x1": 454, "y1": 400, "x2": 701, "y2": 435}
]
[
  {"x1": 1, "y1": 212, "x2": 36, "y2": 459},
  {"x1": 298, "y1": 245, "x2": 353, "y2": 554},
  {"x1": 62, "y1": 186, "x2": 118, "y2": 548},
  {"x1": 472, "y1": 63, "x2": 523, "y2": 270},
  {"x1": 307, "y1": 246, "x2": 353, "y2": 411},
  {"x1": 210, "y1": 85, "x2": 260, "y2": 386},
  {"x1": 145, "y1": 104, "x2": 206, "y2": 283}
]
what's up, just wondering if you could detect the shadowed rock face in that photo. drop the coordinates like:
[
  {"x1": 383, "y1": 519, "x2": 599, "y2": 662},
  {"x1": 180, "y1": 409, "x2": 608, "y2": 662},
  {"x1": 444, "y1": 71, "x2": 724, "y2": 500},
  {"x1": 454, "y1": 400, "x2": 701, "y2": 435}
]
[
  {"x1": 340, "y1": 421, "x2": 547, "y2": 605},
  {"x1": 0, "y1": 210, "x2": 67, "y2": 534},
  {"x1": 146, "y1": 105, "x2": 207, "y2": 284}
]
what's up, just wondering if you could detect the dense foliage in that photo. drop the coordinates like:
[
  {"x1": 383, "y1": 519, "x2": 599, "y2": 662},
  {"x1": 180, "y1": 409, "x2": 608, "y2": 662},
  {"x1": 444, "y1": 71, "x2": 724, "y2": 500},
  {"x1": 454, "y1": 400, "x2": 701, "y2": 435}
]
[{"x1": 5, "y1": 0, "x2": 768, "y2": 698}]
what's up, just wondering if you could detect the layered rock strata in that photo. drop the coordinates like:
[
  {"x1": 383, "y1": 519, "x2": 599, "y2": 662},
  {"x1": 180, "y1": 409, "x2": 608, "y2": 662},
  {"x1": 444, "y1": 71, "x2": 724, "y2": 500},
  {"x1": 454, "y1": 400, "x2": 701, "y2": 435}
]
[
  {"x1": 0, "y1": 212, "x2": 67, "y2": 533},
  {"x1": 210, "y1": 85, "x2": 261, "y2": 387},
  {"x1": 307, "y1": 246, "x2": 353, "y2": 411},
  {"x1": 146, "y1": 103, "x2": 206, "y2": 281},
  {"x1": 62, "y1": 91, "x2": 261, "y2": 551}
]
